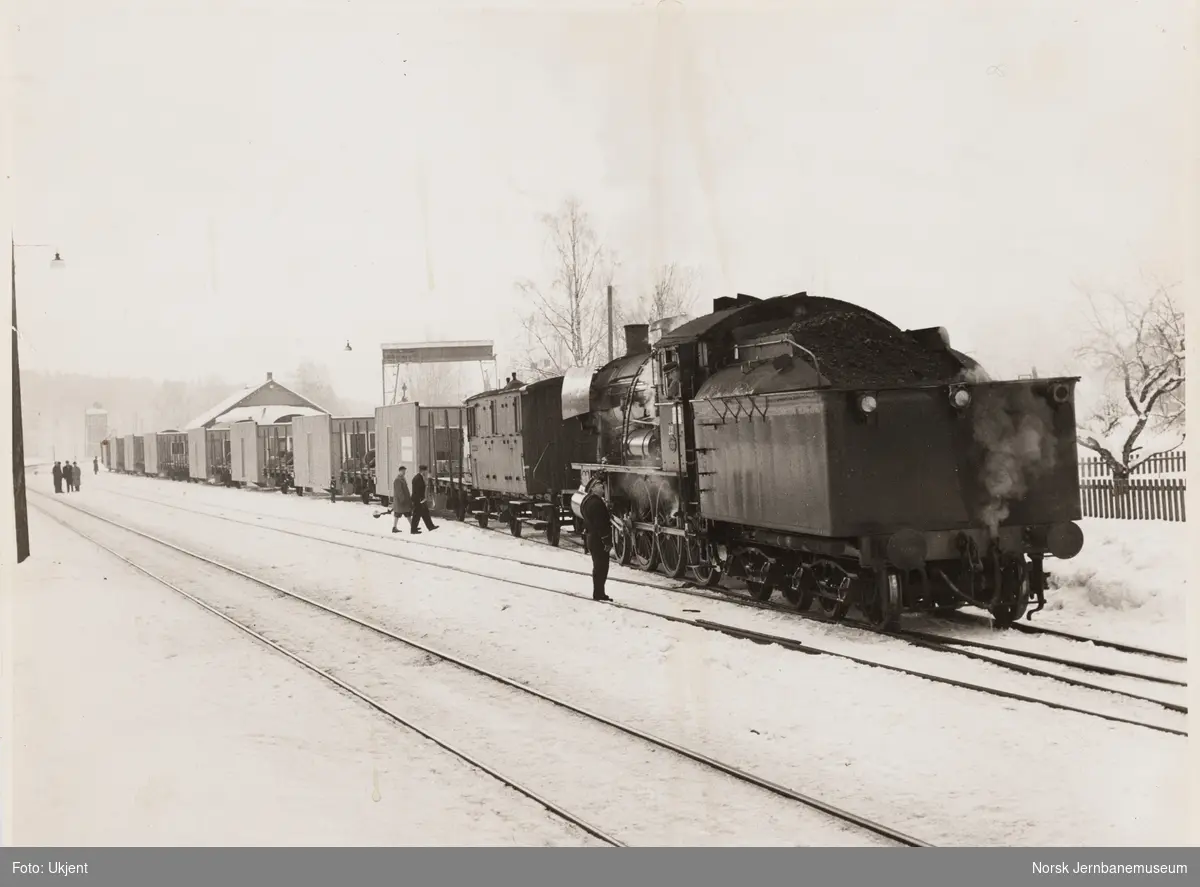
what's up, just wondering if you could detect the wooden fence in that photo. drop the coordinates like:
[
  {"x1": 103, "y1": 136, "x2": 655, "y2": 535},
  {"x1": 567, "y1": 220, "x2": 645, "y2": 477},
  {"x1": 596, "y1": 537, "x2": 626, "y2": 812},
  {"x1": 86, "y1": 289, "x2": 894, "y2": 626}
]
[{"x1": 1078, "y1": 453, "x2": 1187, "y2": 522}]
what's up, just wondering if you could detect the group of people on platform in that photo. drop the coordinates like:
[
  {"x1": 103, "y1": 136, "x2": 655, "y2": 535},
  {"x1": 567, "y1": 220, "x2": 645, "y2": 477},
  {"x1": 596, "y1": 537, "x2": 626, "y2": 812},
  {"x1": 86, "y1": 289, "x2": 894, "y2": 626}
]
[{"x1": 51, "y1": 457, "x2": 99, "y2": 494}]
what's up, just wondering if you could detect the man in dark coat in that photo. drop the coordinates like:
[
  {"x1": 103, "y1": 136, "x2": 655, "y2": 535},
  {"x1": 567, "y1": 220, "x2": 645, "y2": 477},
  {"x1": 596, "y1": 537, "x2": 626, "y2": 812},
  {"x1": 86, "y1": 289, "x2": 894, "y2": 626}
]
[
  {"x1": 409, "y1": 465, "x2": 438, "y2": 534},
  {"x1": 52, "y1": 461, "x2": 62, "y2": 494},
  {"x1": 93, "y1": 457, "x2": 98, "y2": 475},
  {"x1": 391, "y1": 466, "x2": 412, "y2": 534},
  {"x1": 579, "y1": 475, "x2": 614, "y2": 602},
  {"x1": 72, "y1": 462, "x2": 81, "y2": 491}
]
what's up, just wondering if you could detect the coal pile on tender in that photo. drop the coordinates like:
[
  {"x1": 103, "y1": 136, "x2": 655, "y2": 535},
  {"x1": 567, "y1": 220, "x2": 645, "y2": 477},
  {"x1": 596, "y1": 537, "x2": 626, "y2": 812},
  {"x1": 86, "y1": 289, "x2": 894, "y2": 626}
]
[{"x1": 790, "y1": 309, "x2": 964, "y2": 388}]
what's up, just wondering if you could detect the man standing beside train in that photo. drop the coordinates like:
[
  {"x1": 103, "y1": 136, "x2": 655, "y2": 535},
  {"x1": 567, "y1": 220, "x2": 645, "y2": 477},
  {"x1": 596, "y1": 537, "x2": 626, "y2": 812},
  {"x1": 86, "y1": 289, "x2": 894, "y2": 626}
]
[
  {"x1": 409, "y1": 465, "x2": 438, "y2": 534},
  {"x1": 580, "y1": 474, "x2": 614, "y2": 602}
]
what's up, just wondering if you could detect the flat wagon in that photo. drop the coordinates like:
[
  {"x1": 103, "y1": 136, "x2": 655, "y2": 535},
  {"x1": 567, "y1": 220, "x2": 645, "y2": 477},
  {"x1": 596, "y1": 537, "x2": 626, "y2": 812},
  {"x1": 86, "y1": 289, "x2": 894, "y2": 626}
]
[{"x1": 205, "y1": 425, "x2": 232, "y2": 485}]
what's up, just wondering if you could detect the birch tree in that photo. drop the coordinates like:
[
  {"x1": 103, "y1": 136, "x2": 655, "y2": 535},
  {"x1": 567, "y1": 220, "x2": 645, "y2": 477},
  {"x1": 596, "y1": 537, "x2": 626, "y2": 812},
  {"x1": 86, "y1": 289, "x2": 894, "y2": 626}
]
[{"x1": 515, "y1": 198, "x2": 616, "y2": 377}]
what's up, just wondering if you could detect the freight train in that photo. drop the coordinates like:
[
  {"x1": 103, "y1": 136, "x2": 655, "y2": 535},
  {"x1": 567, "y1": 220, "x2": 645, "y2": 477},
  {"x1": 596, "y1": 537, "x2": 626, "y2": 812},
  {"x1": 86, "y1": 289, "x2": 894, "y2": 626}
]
[
  {"x1": 457, "y1": 292, "x2": 1085, "y2": 629},
  {"x1": 94, "y1": 291, "x2": 1084, "y2": 630}
]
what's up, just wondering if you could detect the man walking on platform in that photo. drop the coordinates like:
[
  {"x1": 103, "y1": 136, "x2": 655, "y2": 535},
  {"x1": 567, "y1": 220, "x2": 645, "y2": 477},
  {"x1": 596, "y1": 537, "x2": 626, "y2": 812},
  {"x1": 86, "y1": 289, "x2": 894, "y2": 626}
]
[
  {"x1": 52, "y1": 461, "x2": 63, "y2": 494},
  {"x1": 409, "y1": 465, "x2": 438, "y2": 534},
  {"x1": 391, "y1": 465, "x2": 412, "y2": 534}
]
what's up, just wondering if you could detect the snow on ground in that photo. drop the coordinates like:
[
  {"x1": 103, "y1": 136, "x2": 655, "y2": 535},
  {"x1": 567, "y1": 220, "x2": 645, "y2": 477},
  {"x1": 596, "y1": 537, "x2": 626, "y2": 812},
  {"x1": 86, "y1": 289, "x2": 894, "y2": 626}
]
[
  {"x1": 1039, "y1": 518, "x2": 1190, "y2": 653},
  {"x1": 55, "y1": 510, "x2": 887, "y2": 847},
  {"x1": 6, "y1": 507, "x2": 601, "y2": 846},
  {"x1": 40, "y1": 482, "x2": 1190, "y2": 846}
]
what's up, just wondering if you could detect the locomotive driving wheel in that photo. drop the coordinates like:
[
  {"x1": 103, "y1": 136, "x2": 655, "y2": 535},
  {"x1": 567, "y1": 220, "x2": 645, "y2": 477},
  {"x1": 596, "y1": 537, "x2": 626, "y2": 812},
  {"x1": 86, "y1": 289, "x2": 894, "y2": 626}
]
[
  {"x1": 656, "y1": 529, "x2": 688, "y2": 580},
  {"x1": 610, "y1": 515, "x2": 634, "y2": 566},
  {"x1": 629, "y1": 479, "x2": 659, "y2": 572}
]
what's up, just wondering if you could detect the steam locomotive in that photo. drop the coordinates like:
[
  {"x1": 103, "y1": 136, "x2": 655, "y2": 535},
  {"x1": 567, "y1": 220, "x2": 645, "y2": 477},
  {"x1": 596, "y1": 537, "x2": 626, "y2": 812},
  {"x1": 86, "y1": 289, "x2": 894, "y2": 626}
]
[{"x1": 461, "y1": 292, "x2": 1085, "y2": 629}]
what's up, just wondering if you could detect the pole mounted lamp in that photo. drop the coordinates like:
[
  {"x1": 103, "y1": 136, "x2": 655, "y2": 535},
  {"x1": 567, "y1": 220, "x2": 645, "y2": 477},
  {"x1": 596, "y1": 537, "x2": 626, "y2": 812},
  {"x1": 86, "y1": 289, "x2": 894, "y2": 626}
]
[{"x1": 11, "y1": 238, "x2": 67, "y2": 564}]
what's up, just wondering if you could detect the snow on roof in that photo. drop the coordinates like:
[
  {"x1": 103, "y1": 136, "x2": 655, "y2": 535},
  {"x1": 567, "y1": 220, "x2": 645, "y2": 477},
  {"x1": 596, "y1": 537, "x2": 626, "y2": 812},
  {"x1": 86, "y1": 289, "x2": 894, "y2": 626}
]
[
  {"x1": 217, "y1": 405, "x2": 328, "y2": 426},
  {"x1": 183, "y1": 376, "x2": 328, "y2": 430}
]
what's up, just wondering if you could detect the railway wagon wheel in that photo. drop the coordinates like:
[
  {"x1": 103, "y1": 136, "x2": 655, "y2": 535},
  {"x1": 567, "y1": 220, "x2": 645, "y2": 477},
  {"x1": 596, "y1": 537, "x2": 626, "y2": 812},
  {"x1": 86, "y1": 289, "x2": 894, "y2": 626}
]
[
  {"x1": 510, "y1": 509, "x2": 523, "y2": 538},
  {"x1": 745, "y1": 573, "x2": 774, "y2": 602},
  {"x1": 477, "y1": 500, "x2": 490, "y2": 529},
  {"x1": 990, "y1": 559, "x2": 1031, "y2": 628},
  {"x1": 783, "y1": 567, "x2": 816, "y2": 611},
  {"x1": 814, "y1": 567, "x2": 854, "y2": 621}
]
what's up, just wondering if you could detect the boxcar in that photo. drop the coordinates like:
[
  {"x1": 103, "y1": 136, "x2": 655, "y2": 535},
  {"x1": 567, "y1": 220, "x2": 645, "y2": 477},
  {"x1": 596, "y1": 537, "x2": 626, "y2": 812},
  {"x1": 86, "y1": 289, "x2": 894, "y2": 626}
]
[
  {"x1": 374, "y1": 402, "x2": 467, "y2": 511},
  {"x1": 143, "y1": 432, "x2": 159, "y2": 476},
  {"x1": 101, "y1": 438, "x2": 113, "y2": 471},
  {"x1": 114, "y1": 436, "x2": 126, "y2": 472},
  {"x1": 156, "y1": 430, "x2": 189, "y2": 480},
  {"x1": 187, "y1": 427, "x2": 208, "y2": 481},
  {"x1": 463, "y1": 376, "x2": 589, "y2": 544},
  {"x1": 291, "y1": 413, "x2": 331, "y2": 496},
  {"x1": 123, "y1": 434, "x2": 145, "y2": 474},
  {"x1": 229, "y1": 420, "x2": 261, "y2": 487}
]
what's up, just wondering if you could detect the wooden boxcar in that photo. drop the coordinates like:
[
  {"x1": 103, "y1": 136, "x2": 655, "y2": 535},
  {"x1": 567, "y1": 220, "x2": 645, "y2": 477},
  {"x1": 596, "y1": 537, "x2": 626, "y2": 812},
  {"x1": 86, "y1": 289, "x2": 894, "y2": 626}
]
[
  {"x1": 187, "y1": 427, "x2": 208, "y2": 481},
  {"x1": 291, "y1": 413, "x2": 331, "y2": 496},
  {"x1": 374, "y1": 402, "x2": 467, "y2": 511},
  {"x1": 229, "y1": 420, "x2": 261, "y2": 487},
  {"x1": 114, "y1": 436, "x2": 126, "y2": 472},
  {"x1": 143, "y1": 432, "x2": 159, "y2": 476},
  {"x1": 463, "y1": 376, "x2": 589, "y2": 545},
  {"x1": 123, "y1": 434, "x2": 145, "y2": 474}
]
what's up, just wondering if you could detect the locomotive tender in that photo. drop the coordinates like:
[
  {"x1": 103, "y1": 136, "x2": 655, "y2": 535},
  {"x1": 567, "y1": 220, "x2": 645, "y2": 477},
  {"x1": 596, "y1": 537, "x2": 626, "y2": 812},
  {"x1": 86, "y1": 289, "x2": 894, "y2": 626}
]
[{"x1": 547, "y1": 291, "x2": 1085, "y2": 629}]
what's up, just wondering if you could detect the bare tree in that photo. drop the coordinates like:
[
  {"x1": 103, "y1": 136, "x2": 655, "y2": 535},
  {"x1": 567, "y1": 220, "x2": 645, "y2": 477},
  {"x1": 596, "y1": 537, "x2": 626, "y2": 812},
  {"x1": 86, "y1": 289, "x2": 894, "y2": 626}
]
[
  {"x1": 633, "y1": 262, "x2": 699, "y2": 325},
  {"x1": 289, "y1": 360, "x2": 345, "y2": 415},
  {"x1": 1075, "y1": 280, "x2": 1185, "y2": 482},
  {"x1": 515, "y1": 198, "x2": 616, "y2": 377}
]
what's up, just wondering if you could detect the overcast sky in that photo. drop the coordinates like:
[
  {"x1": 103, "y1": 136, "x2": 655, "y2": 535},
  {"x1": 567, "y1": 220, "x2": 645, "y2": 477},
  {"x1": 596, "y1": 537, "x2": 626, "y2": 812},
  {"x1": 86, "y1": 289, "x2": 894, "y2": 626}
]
[{"x1": 11, "y1": 0, "x2": 1192, "y2": 405}]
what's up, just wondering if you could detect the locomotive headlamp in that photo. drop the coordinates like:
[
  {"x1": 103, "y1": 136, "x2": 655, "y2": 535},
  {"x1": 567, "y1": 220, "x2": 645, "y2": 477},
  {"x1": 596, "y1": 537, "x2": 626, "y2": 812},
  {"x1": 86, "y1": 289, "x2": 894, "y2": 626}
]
[
  {"x1": 950, "y1": 387, "x2": 971, "y2": 409},
  {"x1": 858, "y1": 394, "x2": 878, "y2": 414}
]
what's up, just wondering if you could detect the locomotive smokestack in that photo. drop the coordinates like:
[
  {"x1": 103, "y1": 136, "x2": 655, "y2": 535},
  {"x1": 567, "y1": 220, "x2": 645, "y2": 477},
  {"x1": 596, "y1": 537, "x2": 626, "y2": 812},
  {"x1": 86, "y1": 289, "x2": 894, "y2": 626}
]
[{"x1": 624, "y1": 323, "x2": 650, "y2": 356}]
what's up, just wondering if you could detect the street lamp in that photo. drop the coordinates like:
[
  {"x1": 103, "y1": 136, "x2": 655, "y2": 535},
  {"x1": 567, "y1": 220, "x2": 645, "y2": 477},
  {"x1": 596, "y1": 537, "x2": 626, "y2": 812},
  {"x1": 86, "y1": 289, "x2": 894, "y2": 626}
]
[{"x1": 11, "y1": 236, "x2": 66, "y2": 564}]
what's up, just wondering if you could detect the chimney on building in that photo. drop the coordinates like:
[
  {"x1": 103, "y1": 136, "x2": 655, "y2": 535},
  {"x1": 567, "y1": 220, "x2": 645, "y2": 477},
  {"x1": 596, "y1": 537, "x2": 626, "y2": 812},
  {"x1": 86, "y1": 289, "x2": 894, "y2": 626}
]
[
  {"x1": 624, "y1": 323, "x2": 650, "y2": 356},
  {"x1": 266, "y1": 372, "x2": 273, "y2": 382}
]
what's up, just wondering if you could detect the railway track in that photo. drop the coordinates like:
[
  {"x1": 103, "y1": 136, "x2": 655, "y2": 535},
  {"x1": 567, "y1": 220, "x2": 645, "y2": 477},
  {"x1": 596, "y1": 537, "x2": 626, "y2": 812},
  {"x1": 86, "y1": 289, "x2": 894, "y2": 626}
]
[
  {"x1": 42, "y1": 487, "x2": 1188, "y2": 736},
  {"x1": 34, "y1": 497, "x2": 928, "y2": 848},
  {"x1": 85, "y1": 484, "x2": 1187, "y2": 696}
]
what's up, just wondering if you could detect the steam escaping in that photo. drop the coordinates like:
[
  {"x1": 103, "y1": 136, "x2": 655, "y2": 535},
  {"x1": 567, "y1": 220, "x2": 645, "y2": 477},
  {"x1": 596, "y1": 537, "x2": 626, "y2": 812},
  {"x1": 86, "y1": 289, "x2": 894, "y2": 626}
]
[
  {"x1": 609, "y1": 471, "x2": 681, "y2": 521},
  {"x1": 971, "y1": 385, "x2": 1057, "y2": 537}
]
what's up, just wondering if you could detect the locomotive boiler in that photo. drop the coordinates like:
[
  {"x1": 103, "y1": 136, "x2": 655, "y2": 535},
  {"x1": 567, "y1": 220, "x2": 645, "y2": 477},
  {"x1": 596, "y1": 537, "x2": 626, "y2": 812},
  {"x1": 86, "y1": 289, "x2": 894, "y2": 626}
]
[{"x1": 564, "y1": 292, "x2": 1085, "y2": 629}]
